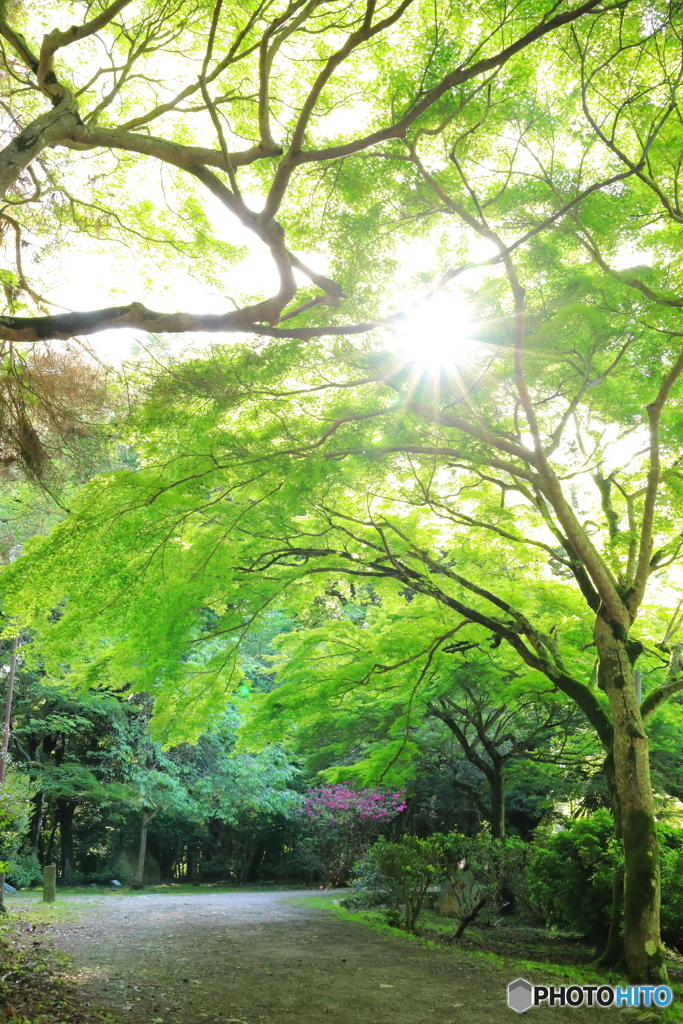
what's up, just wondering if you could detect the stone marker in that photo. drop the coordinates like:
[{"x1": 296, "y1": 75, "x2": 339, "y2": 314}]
[{"x1": 43, "y1": 864, "x2": 56, "y2": 903}]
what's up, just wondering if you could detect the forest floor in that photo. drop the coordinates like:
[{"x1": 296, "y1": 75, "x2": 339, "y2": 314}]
[{"x1": 2, "y1": 888, "x2": 678, "y2": 1024}]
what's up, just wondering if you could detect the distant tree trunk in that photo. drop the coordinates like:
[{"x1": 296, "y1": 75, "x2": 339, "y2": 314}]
[
  {"x1": 57, "y1": 799, "x2": 76, "y2": 885},
  {"x1": 30, "y1": 791, "x2": 45, "y2": 861},
  {"x1": 0, "y1": 636, "x2": 18, "y2": 786},
  {"x1": 132, "y1": 809, "x2": 153, "y2": 890},
  {"x1": 0, "y1": 635, "x2": 19, "y2": 910},
  {"x1": 157, "y1": 848, "x2": 175, "y2": 883},
  {"x1": 489, "y1": 763, "x2": 506, "y2": 840},
  {"x1": 45, "y1": 811, "x2": 58, "y2": 866}
]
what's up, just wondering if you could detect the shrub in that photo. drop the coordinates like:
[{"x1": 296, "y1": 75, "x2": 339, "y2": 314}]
[
  {"x1": 528, "y1": 813, "x2": 683, "y2": 953},
  {"x1": 297, "y1": 785, "x2": 406, "y2": 886},
  {"x1": 345, "y1": 831, "x2": 522, "y2": 935},
  {"x1": 527, "y1": 810, "x2": 617, "y2": 946},
  {"x1": 434, "y1": 833, "x2": 527, "y2": 935},
  {"x1": 342, "y1": 846, "x2": 404, "y2": 914},
  {"x1": 0, "y1": 770, "x2": 35, "y2": 884},
  {"x1": 372, "y1": 835, "x2": 442, "y2": 931},
  {"x1": 6, "y1": 851, "x2": 41, "y2": 888}
]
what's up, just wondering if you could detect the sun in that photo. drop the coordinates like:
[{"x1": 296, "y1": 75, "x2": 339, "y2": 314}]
[{"x1": 393, "y1": 290, "x2": 478, "y2": 371}]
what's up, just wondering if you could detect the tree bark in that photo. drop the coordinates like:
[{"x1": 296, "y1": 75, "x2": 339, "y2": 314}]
[
  {"x1": 132, "y1": 810, "x2": 151, "y2": 889},
  {"x1": 595, "y1": 616, "x2": 666, "y2": 983},
  {"x1": 454, "y1": 897, "x2": 487, "y2": 939},
  {"x1": 57, "y1": 799, "x2": 76, "y2": 885},
  {"x1": 0, "y1": 100, "x2": 79, "y2": 200},
  {"x1": 596, "y1": 751, "x2": 626, "y2": 970},
  {"x1": 191, "y1": 847, "x2": 201, "y2": 886}
]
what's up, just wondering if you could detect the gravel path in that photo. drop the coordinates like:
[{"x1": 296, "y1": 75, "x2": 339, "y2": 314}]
[{"x1": 41, "y1": 891, "x2": 603, "y2": 1023}]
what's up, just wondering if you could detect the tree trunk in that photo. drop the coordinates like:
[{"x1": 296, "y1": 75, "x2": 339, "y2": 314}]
[
  {"x1": 596, "y1": 751, "x2": 626, "y2": 970},
  {"x1": 157, "y1": 848, "x2": 175, "y2": 883},
  {"x1": 192, "y1": 850, "x2": 201, "y2": 886},
  {"x1": 489, "y1": 763, "x2": 506, "y2": 840},
  {"x1": 132, "y1": 811, "x2": 151, "y2": 890},
  {"x1": 45, "y1": 819, "x2": 57, "y2": 865},
  {"x1": 30, "y1": 791, "x2": 44, "y2": 861},
  {"x1": 595, "y1": 616, "x2": 666, "y2": 983},
  {"x1": 57, "y1": 799, "x2": 76, "y2": 885}
]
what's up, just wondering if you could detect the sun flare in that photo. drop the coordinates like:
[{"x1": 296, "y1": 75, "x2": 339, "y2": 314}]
[{"x1": 394, "y1": 291, "x2": 478, "y2": 371}]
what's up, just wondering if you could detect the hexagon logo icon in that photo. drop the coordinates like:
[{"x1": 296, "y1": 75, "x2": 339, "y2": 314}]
[{"x1": 508, "y1": 978, "x2": 533, "y2": 1013}]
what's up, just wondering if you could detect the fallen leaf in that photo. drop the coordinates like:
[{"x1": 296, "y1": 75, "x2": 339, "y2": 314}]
[{"x1": 379, "y1": 984, "x2": 394, "y2": 989}]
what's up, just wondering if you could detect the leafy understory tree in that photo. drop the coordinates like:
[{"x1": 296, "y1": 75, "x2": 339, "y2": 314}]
[
  {"x1": 130, "y1": 769, "x2": 195, "y2": 889},
  {"x1": 243, "y1": 615, "x2": 599, "y2": 839},
  {"x1": 371, "y1": 835, "x2": 441, "y2": 932}
]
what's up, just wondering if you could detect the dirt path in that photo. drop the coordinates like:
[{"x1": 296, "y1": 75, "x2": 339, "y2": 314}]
[{"x1": 33, "y1": 891, "x2": 614, "y2": 1023}]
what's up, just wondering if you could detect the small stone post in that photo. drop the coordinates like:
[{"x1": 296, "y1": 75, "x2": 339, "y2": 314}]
[{"x1": 43, "y1": 864, "x2": 56, "y2": 903}]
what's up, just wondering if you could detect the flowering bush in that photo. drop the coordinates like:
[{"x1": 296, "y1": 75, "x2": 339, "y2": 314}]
[
  {"x1": 302, "y1": 785, "x2": 406, "y2": 823},
  {"x1": 298, "y1": 784, "x2": 406, "y2": 886}
]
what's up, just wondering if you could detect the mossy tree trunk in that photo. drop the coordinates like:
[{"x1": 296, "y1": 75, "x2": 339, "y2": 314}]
[
  {"x1": 595, "y1": 617, "x2": 666, "y2": 984},
  {"x1": 595, "y1": 750, "x2": 626, "y2": 971}
]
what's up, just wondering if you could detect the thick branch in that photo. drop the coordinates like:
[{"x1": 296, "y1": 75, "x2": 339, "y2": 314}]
[
  {"x1": 629, "y1": 344, "x2": 683, "y2": 614},
  {"x1": 61, "y1": 124, "x2": 281, "y2": 172},
  {"x1": 0, "y1": 99, "x2": 79, "y2": 199},
  {"x1": 38, "y1": 0, "x2": 133, "y2": 97}
]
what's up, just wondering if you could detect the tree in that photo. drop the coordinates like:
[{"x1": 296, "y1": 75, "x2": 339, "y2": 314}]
[
  {"x1": 0, "y1": 0, "x2": 608, "y2": 344},
  {"x1": 244, "y1": 615, "x2": 599, "y2": 839},
  {"x1": 9, "y1": 673, "x2": 141, "y2": 882},
  {"x1": 129, "y1": 768, "x2": 194, "y2": 888},
  {"x1": 174, "y1": 709, "x2": 301, "y2": 881},
  {"x1": 425, "y1": 673, "x2": 598, "y2": 839},
  {"x1": 4, "y1": 0, "x2": 683, "y2": 986}
]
